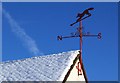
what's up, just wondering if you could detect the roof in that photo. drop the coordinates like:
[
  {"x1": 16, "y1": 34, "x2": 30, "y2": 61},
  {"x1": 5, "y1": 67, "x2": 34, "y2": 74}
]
[{"x1": 0, "y1": 50, "x2": 79, "y2": 82}]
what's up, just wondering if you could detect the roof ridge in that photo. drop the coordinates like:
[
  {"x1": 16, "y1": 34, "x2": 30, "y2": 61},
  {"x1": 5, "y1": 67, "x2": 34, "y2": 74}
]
[
  {"x1": 58, "y1": 50, "x2": 79, "y2": 81},
  {"x1": 1, "y1": 50, "x2": 78, "y2": 64}
]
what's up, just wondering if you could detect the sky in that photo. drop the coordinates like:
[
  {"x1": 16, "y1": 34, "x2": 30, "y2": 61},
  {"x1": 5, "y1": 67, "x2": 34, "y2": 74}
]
[
  {"x1": 2, "y1": 2, "x2": 118, "y2": 81},
  {"x1": 0, "y1": 2, "x2": 2, "y2": 62}
]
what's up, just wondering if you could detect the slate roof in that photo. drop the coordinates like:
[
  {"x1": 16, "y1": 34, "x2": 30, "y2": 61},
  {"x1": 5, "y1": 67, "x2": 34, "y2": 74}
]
[{"x1": 0, "y1": 50, "x2": 79, "y2": 82}]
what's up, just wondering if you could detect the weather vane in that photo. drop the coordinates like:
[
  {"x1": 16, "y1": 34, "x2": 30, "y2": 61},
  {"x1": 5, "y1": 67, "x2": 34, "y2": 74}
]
[{"x1": 57, "y1": 7, "x2": 102, "y2": 82}]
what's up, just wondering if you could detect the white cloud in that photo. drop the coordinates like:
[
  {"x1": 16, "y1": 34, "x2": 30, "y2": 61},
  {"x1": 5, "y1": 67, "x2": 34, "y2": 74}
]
[{"x1": 3, "y1": 9, "x2": 43, "y2": 56}]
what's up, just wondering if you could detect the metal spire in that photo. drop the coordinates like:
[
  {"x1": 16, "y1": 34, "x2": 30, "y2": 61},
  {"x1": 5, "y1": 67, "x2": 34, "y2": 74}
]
[{"x1": 57, "y1": 7, "x2": 102, "y2": 82}]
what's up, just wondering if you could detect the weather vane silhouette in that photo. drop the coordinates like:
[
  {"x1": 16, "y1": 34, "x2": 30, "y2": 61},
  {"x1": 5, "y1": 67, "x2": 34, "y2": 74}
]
[
  {"x1": 70, "y1": 7, "x2": 94, "y2": 26},
  {"x1": 57, "y1": 7, "x2": 102, "y2": 82}
]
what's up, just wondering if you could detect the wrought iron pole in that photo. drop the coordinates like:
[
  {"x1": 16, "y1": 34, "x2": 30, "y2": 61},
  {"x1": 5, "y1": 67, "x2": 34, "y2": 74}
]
[
  {"x1": 57, "y1": 8, "x2": 101, "y2": 83},
  {"x1": 80, "y1": 20, "x2": 82, "y2": 59},
  {"x1": 79, "y1": 21, "x2": 88, "y2": 83}
]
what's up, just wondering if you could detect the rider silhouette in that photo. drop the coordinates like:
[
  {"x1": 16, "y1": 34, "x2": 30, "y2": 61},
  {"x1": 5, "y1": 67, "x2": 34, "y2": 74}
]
[{"x1": 70, "y1": 7, "x2": 94, "y2": 26}]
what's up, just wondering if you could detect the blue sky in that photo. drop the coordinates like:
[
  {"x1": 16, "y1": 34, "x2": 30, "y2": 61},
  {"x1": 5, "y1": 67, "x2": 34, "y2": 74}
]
[{"x1": 2, "y1": 2, "x2": 118, "y2": 81}]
